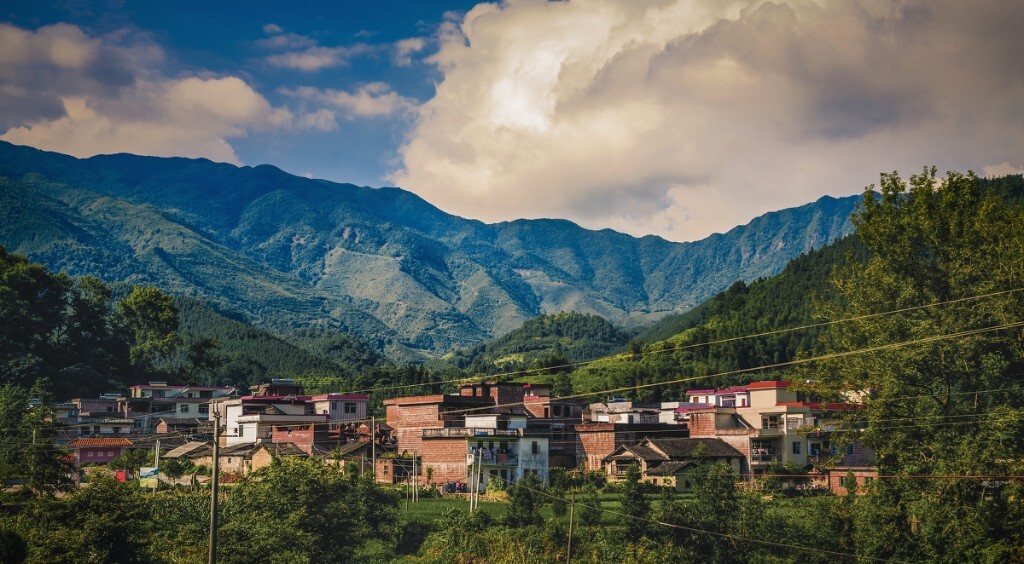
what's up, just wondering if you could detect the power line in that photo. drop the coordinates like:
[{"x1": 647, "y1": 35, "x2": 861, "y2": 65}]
[
  {"x1": 290, "y1": 286, "x2": 1024, "y2": 395},
  {"x1": 512, "y1": 479, "x2": 897, "y2": 563}
]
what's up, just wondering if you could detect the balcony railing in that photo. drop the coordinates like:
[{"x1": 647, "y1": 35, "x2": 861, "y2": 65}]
[
  {"x1": 480, "y1": 453, "x2": 519, "y2": 466},
  {"x1": 750, "y1": 450, "x2": 780, "y2": 464},
  {"x1": 422, "y1": 427, "x2": 524, "y2": 439}
]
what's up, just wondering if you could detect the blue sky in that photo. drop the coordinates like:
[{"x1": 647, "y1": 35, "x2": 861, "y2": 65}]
[{"x1": 2, "y1": 1, "x2": 1022, "y2": 242}]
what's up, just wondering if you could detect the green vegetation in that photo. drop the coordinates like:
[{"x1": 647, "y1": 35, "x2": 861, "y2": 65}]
[
  {"x1": 805, "y1": 168, "x2": 1024, "y2": 560},
  {"x1": 445, "y1": 312, "x2": 632, "y2": 376},
  {"x1": 0, "y1": 141, "x2": 858, "y2": 359}
]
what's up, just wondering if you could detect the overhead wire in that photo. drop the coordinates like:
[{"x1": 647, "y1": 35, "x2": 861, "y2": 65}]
[{"x1": 288, "y1": 286, "x2": 1024, "y2": 395}]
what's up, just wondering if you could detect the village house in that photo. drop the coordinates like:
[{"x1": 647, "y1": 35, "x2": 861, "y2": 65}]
[
  {"x1": 119, "y1": 382, "x2": 235, "y2": 431},
  {"x1": 574, "y1": 421, "x2": 684, "y2": 471},
  {"x1": 680, "y1": 381, "x2": 875, "y2": 478},
  {"x1": 209, "y1": 380, "x2": 369, "y2": 447},
  {"x1": 67, "y1": 437, "x2": 133, "y2": 464},
  {"x1": 603, "y1": 437, "x2": 745, "y2": 490}
]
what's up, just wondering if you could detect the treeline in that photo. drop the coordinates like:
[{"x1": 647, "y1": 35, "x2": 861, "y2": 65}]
[
  {"x1": 445, "y1": 312, "x2": 633, "y2": 375},
  {"x1": 0, "y1": 458, "x2": 401, "y2": 563},
  {"x1": 0, "y1": 247, "x2": 184, "y2": 399},
  {"x1": 567, "y1": 235, "x2": 869, "y2": 400}
]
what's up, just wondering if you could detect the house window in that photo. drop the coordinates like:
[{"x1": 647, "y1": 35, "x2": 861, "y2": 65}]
[
  {"x1": 845, "y1": 444, "x2": 855, "y2": 456},
  {"x1": 181, "y1": 404, "x2": 190, "y2": 413},
  {"x1": 112, "y1": 427, "x2": 121, "y2": 434},
  {"x1": 199, "y1": 405, "x2": 209, "y2": 415},
  {"x1": 86, "y1": 451, "x2": 93, "y2": 458},
  {"x1": 792, "y1": 442, "x2": 801, "y2": 455},
  {"x1": 344, "y1": 403, "x2": 357, "y2": 414},
  {"x1": 531, "y1": 441, "x2": 539, "y2": 455},
  {"x1": 107, "y1": 451, "x2": 114, "y2": 457}
]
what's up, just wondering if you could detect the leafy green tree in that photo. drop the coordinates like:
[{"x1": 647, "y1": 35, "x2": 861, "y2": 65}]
[
  {"x1": 116, "y1": 286, "x2": 181, "y2": 373},
  {"x1": 579, "y1": 482, "x2": 602, "y2": 527},
  {"x1": 107, "y1": 449, "x2": 153, "y2": 472},
  {"x1": 505, "y1": 471, "x2": 544, "y2": 527},
  {"x1": 813, "y1": 168, "x2": 1024, "y2": 560},
  {"x1": 620, "y1": 463, "x2": 650, "y2": 540},
  {"x1": 16, "y1": 473, "x2": 154, "y2": 563},
  {"x1": 180, "y1": 337, "x2": 221, "y2": 385},
  {"x1": 0, "y1": 381, "x2": 73, "y2": 496},
  {"x1": 219, "y1": 457, "x2": 399, "y2": 563}
]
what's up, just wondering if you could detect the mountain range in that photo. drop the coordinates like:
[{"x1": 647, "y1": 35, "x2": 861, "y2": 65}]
[{"x1": 0, "y1": 141, "x2": 858, "y2": 360}]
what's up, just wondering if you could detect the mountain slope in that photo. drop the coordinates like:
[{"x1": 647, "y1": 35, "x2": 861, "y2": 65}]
[{"x1": 0, "y1": 141, "x2": 858, "y2": 357}]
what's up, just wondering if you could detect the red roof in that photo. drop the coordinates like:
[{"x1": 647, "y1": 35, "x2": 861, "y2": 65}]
[
  {"x1": 311, "y1": 394, "x2": 369, "y2": 401},
  {"x1": 776, "y1": 402, "x2": 862, "y2": 410},
  {"x1": 746, "y1": 381, "x2": 792, "y2": 389},
  {"x1": 685, "y1": 389, "x2": 715, "y2": 395},
  {"x1": 68, "y1": 438, "x2": 134, "y2": 447}
]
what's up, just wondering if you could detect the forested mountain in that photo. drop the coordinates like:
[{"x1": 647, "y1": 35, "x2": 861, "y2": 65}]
[
  {"x1": 562, "y1": 173, "x2": 1024, "y2": 401},
  {"x1": 444, "y1": 312, "x2": 633, "y2": 374},
  {"x1": 168, "y1": 297, "x2": 382, "y2": 387},
  {"x1": 562, "y1": 235, "x2": 869, "y2": 397},
  {"x1": 0, "y1": 141, "x2": 858, "y2": 359}
]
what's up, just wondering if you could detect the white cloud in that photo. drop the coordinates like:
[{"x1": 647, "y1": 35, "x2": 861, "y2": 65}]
[
  {"x1": 266, "y1": 44, "x2": 373, "y2": 71},
  {"x1": 393, "y1": 37, "x2": 426, "y2": 67},
  {"x1": 393, "y1": 0, "x2": 1024, "y2": 242},
  {"x1": 0, "y1": 23, "x2": 292, "y2": 164},
  {"x1": 284, "y1": 82, "x2": 415, "y2": 119},
  {"x1": 257, "y1": 24, "x2": 373, "y2": 71}
]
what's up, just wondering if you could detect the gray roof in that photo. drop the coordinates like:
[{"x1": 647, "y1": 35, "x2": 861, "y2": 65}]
[
  {"x1": 162, "y1": 441, "x2": 210, "y2": 459},
  {"x1": 647, "y1": 438, "x2": 744, "y2": 459}
]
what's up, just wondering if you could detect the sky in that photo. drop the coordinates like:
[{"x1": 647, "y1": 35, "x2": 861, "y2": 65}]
[{"x1": 2, "y1": 1, "x2": 1022, "y2": 243}]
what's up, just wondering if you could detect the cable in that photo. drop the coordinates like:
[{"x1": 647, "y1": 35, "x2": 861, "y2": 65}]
[
  {"x1": 289, "y1": 286, "x2": 1024, "y2": 395},
  {"x1": 511, "y1": 479, "x2": 898, "y2": 563}
]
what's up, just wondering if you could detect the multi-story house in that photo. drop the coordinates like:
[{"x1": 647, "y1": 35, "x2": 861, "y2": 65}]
[
  {"x1": 681, "y1": 380, "x2": 873, "y2": 475},
  {"x1": 465, "y1": 414, "x2": 548, "y2": 491},
  {"x1": 210, "y1": 380, "x2": 369, "y2": 447},
  {"x1": 121, "y1": 382, "x2": 235, "y2": 429}
]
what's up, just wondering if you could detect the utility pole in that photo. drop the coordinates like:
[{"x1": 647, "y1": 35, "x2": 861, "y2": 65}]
[
  {"x1": 371, "y1": 416, "x2": 376, "y2": 483},
  {"x1": 153, "y1": 439, "x2": 161, "y2": 494},
  {"x1": 208, "y1": 409, "x2": 221, "y2": 564},
  {"x1": 566, "y1": 491, "x2": 575, "y2": 564}
]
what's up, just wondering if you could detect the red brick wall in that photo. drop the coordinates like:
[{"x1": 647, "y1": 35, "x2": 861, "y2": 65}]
[
  {"x1": 387, "y1": 404, "x2": 444, "y2": 453},
  {"x1": 420, "y1": 437, "x2": 468, "y2": 484},
  {"x1": 828, "y1": 468, "x2": 878, "y2": 495},
  {"x1": 575, "y1": 425, "x2": 617, "y2": 471}
]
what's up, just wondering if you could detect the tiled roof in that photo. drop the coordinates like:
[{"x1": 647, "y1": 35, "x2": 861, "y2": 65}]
[
  {"x1": 746, "y1": 381, "x2": 792, "y2": 389},
  {"x1": 68, "y1": 438, "x2": 133, "y2": 447},
  {"x1": 647, "y1": 460, "x2": 695, "y2": 476},
  {"x1": 646, "y1": 438, "x2": 744, "y2": 459}
]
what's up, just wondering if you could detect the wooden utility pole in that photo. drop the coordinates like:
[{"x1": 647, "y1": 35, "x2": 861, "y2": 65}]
[
  {"x1": 566, "y1": 491, "x2": 575, "y2": 564},
  {"x1": 208, "y1": 409, "x2": 221, "y2": 564},
  {"x1": 371, "y1": 416, "x2": 376, "y2": 482},
  {"x1": 153, "y1": 439, "x2": 161, "y2": 494}
]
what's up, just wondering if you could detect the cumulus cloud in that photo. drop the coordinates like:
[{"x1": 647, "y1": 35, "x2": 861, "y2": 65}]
[
  {"x1": 284, "y1": 82, "x2": 416, "y2": 119},
  {"x1": 0, "y1": 23, "x2": 291, "y2": 164},
  {"x1": 393, "y1": 0, "x2": 1024, "y2": 241},
  {"x1": 258, "y1": 24, "x2": 373, "y2": 71},
  {"x1": 393, "y1": 37, "x2": 426, "y2": 67}
]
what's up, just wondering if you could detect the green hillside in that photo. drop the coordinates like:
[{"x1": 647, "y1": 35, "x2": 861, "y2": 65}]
[
  {"x1": 444, "y1": 312, "x2": 632, "y2": 374},
  {"x1": 0, "y1": 141, "x2": 859, "y2": 359}
]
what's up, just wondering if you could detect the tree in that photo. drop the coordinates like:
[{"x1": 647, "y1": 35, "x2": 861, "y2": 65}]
[
  {"x1": 620, "y1": 463, "x2": 650, "y2": 540},
  {"x1": 219, "y1": 457, "x2": 399, "y2": 562},
  {"x1": 579, "y1": 482, "x2": 602, "y2": 526},
  {"x1": 505, "y1": 472, "x2": 544, "y2": 527},
  {"x1": 0, "y1": 381, "x2": 73, "y2": 496},
  {"x1": 181, "y1": 337, "x2": 221, "y2": 385},
  {"x1": 813, "y1": 168, "x2": 1024, "y2": 560},
  {"x1": 116, "y1": 286, "x2": 181, "y2": 374}
]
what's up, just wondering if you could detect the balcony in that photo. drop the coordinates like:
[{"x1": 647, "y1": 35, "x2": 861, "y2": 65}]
[
  {"x1": 422, "y1": 427, "x2": 524, "y2": 439},
  {"x1": 750, "y1": 449, "x2": 780, "y2": 465},
  {"x1": 479, "y1": 453, "x2": 519, "y2": 466}
]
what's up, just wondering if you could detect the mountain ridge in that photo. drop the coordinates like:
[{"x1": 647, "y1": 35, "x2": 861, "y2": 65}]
[{"x1": 0, "y1": 141, "x2": 858, "y2": 359}]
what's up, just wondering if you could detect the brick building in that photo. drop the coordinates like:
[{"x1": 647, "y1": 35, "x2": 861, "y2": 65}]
[{"x1": 574, "y1": 422, "x2": 684, "y2": 471}]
